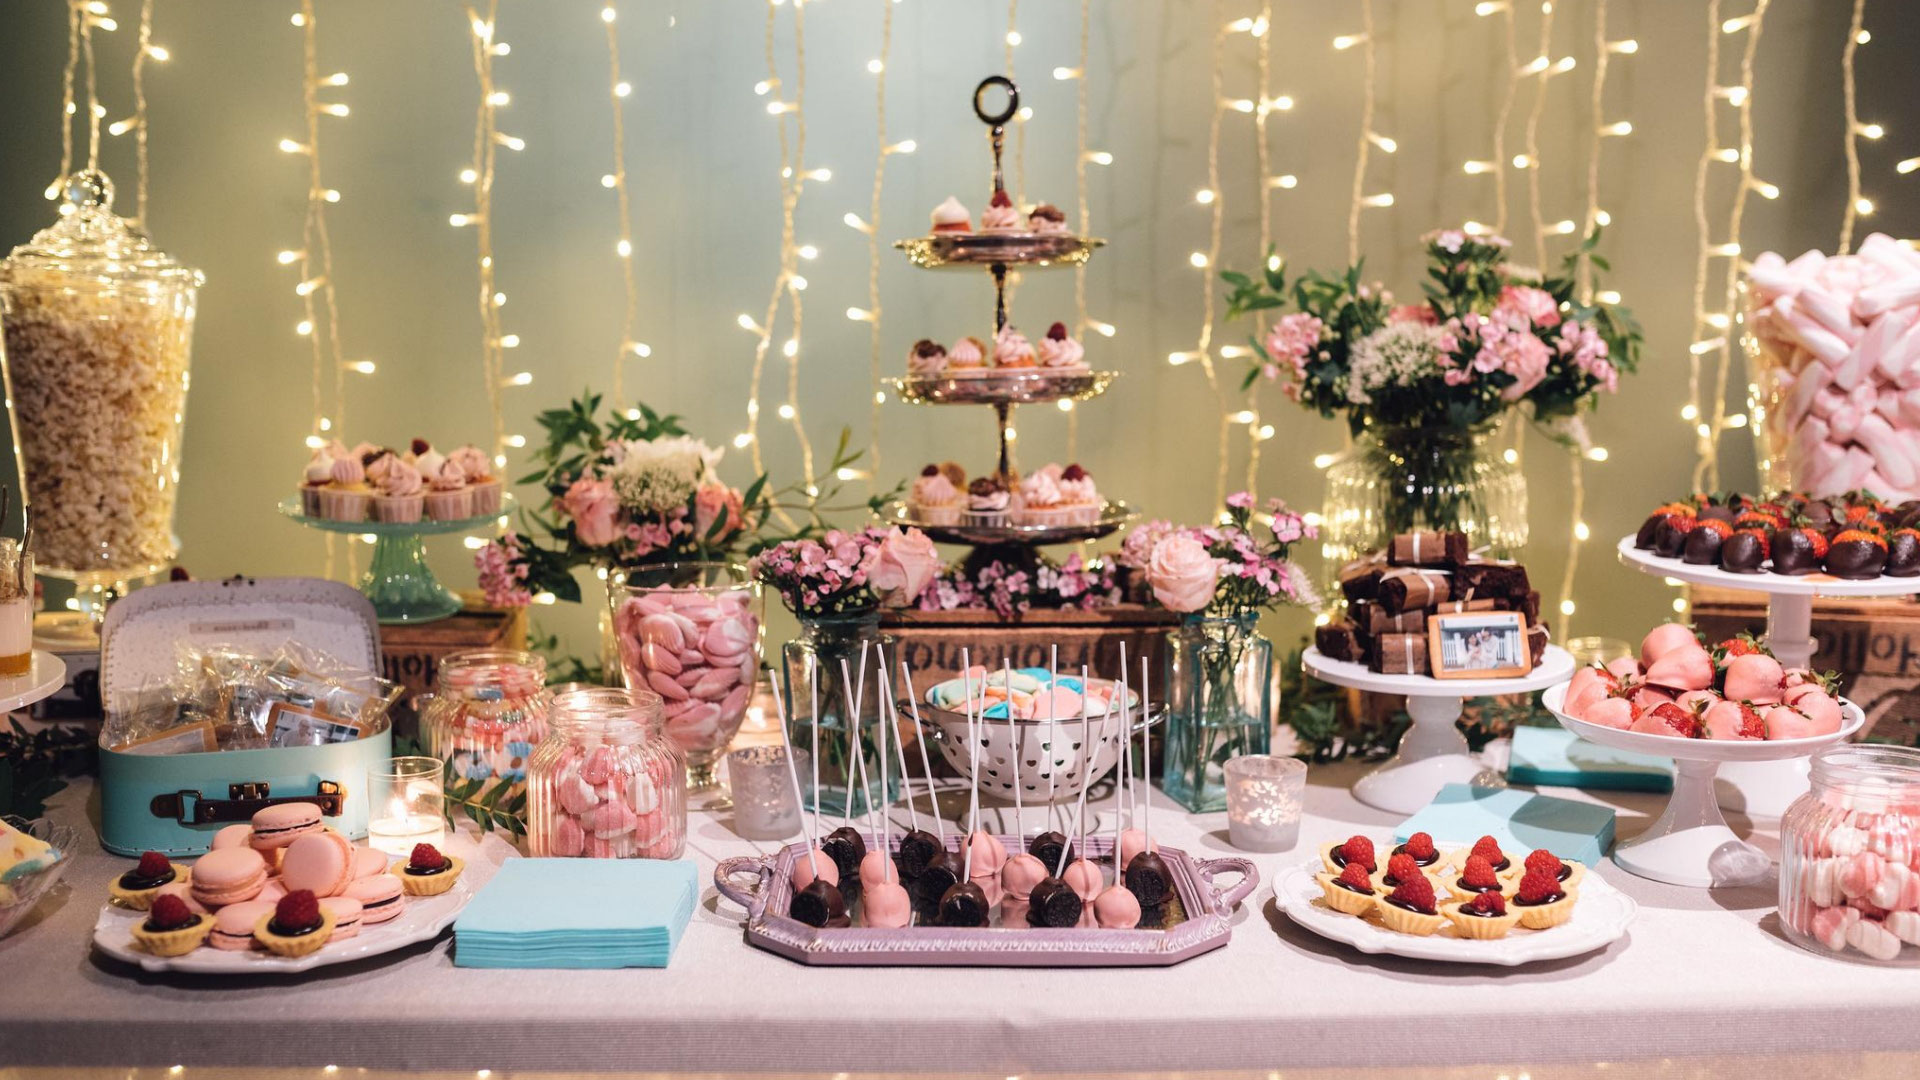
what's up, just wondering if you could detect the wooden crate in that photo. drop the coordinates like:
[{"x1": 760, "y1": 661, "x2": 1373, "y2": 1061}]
[
  {"x1": 379, "y1": 594, "x2": 527, "y2": 741},
  {"x1": 1690, "y1": 584, "x2": 1920, "y2": 744},
  {"x1": 880, "y1": 606, "x2": 1181, "y2": 704}
]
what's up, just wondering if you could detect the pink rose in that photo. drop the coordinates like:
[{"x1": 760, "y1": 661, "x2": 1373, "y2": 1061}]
[
  {"x1": 1146, "y1": 534, "x2": 1221, "y2": 614},
  {"x1": 560, "y1": 476, "x2": 620, "y2": 547},
  {"x1": 693, "y1": 484, "x2": 744, "y2": 541},
  {"x1": 1498, "y1": 333, "x2": 1553, "y2": 401},
  {"x1": 1497, "y1": 285, "x2": 1560, "y2": 328},
  {"x1": 1389, "y1": 304, "x2": 1437, "y2": 325},
  {"x1": 869, "y1": 528, "x2": 940, "y2": 607}
]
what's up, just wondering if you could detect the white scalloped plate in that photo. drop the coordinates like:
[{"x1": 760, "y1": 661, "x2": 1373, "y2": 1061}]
[{"x1": 1274, "y1": 856, "x2": 1636, "y2": 966}]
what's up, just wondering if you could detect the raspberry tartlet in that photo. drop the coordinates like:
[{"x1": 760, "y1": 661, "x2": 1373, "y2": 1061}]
[
  {"x1": 1315, "y1": 860, "x2": 1379, "y2": 917},
  {"x1": 1390, "y1": 831, "x2": 1442, "y2": 869},
  {"x1": 1509, "y1": 848, "x2": 1585, "y2": 892},
  {"x1": 1319, "y1": 835, "x2": 1377, "y2": 876},
  {"x1": 1376, "y1": 852, "x2": 1431, "y2": 891},
  {"x1": 1446, "y1": 853, "x2": 1512, "y2": 901},
  {"x1": 1511, "y1": 868, "x2": 1577, "y2": 930},
  {"x1": 1374, "y1": 873, "x2": 1444, "y2": 936},
  {"x1": 130, "y1": 893, "x2": 213, "y2": 956},
  {"x1": 110, "y1": 850, "x2": 188, "y2": 911},
  {"x1": 254, "y1": 890, "x2": 337, "y2": 957},
  {"x1": 391, "y1": 843, "x2": 464, "y2": 897},
  {"x1": 1441, "y1": 889, "x2": 1522, "y2": 940}
]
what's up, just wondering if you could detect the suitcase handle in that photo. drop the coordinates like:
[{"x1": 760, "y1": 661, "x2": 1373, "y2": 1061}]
[{"x1": 149, "y1": 779, "x2": 346, "y2": 825}]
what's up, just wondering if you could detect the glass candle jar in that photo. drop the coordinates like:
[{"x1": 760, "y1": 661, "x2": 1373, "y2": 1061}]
[
  {"x1": 0, "y1": 170, "x2": 202, "y2": 590},
  {"x1": 1779, "y1": 744, "x2": 1920, "y2": 965},
  {"x1": 607, "y1": 562, "x2": 760, "y2": 792},
  {"x1": 366, "y1": 756, "x2": 446, "y2": 857},
  {"x1": 529, "y1": 686, "x2": 686, "y2": 859},
  {"x1": 421, "y1": 649, "x2": 550, "y2": 785}
]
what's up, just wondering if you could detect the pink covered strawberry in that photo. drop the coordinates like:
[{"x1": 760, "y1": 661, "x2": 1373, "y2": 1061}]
[
  {"x1": 1564, "y1": 665, "x2": 1620, "y2": 716},
  {"x1": 1644, "y1": 644, "x2": 1714, "y2": 692},
  {"x1": 1780, "y1": 686, "x2": 1844, "y2": 736},
  {"x1": 1764, "y1": 703, "x2": 1821, "y2": 740},
  {"x1": 1627, "y1": 683, "x2": 1677, "y2": 712},
  {"x1": 1640, "y1": 623, "x2": 1701, "y2": 669},
  {"x1": 1579, "y1": 697, "x2": 1637, "y2": 730},
  {"x1": 1675, "y1": 688, "x2": 1723, "y2": 714},
  {"x1": 1701, "y1": 699, "x2": 1766, "y2": 740},
  {"x1": 1631, "y1": 701, "x2": 1701, "y2": 738},
  {"x1": 1722, "y1": 652, "x2": 1787, "y2": 704},
  {"x1": 1604, "y1": 655, "x2": 1643, "y2": 682}
]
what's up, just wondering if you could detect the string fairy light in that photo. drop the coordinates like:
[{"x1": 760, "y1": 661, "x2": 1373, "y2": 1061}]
[
  {"x1": 455, "y1": 2, "x2": 525, "y2": 467},
  {"x1": 1475, "y1": 0, "x2": 1521, "y2": 235},
  {"x1": 1838, "y1": 0, "x2": 1868, "y2": 253},
  {"x1": 1344, "y1": 0, "x2": 1381, "y2": 265},
  {"x1": 600, "y1": 3, "x2": 646, "y2": 408},
  {"x1": 1243, "y1": 0, "x2": 1275, "y2": 497},
  {"x1": 128, "y1": 0, "x2": 160, "y2": 224},
  {"x1": 739, "y1": 0, "x2": 817, "y2": 508},
  {"x1": 1519, "y1": 0, "x2": 1558, "y2": 270},
  {"x1": 1005, "y1": 0, "x2": 1025, "y2": 208},
  {"x1": 1066, "y1": 0, "x2": 1090, "y2": 458},
  {"x1": 1188, "y1": 0, "x2": 1233, "y2": 511},
  {"x1": 859, "y1": 0, "x2": 895, "y2": 482},
  {"x1": 1705, "y1": 1, "x2": 1769, "y2": 489}
]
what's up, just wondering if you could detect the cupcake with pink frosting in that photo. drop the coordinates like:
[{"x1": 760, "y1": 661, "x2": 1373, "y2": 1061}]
[
  {"x1": 945, "y1": 336, "x2": 989, "y2": 378},
  {"x1": 301, "y1": 446, "x2": 335, "y2": 517},
  {"x1": 407, "y1": 438, "x2": 447, "y2": 480},
  {"x1": 424, "y1": 460, "x2": 474, "y2": 521},
  {"x1": 320, "y1": 454, "x2": 372, "y2": 522},
  {"x1": 993, "y1": 326, "x2": 1037, "y2": 369},
  {"x1": 980, "y1": 189, "x2": 1022, "y2": 233},
  {"x1": 365, "y1": 451, "x2": 398, "y2": 487},
  {"x1": 1056, "y1": 463, "x2": 1101, "y2": 524},
  {"x1": 909, "y1": 464, "x2": 964, "y2": 525},
  {"x1": 449, "y1": 444, "x2": 501, "y2": 514},
  {"x1": 1016, "y1": 464, "x2": 1072, "y2": 526},
  {"x1": 372, "y1": 457, "x2": 426, "y2": 523},
  {"x1": 1037, "y1": 322, "x2": 1089, "y2": 373}
]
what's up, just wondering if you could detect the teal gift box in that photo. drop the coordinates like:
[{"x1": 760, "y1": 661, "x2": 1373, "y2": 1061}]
[
  {"x1": 1507, "y1": 726, "x2": 1674, "y2": 793},
  {"x1": 1396, "y1": 783, "x2": 1616, "y2": 869},
  {"x1": 97, "y1": 579, "x2": 391, "y2": 857}
]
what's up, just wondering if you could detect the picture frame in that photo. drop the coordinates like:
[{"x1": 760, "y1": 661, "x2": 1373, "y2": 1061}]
[{"x1": 1427, "y1": 610, "x2": 1531, "y2": 679}]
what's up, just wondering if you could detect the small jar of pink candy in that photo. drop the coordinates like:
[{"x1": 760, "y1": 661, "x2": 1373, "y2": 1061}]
[
  {"x1": 528, "y1": 687, "x2": 687, "y2": 860},
  {"x1": 1780, "y1": 743, "x2": 1920, "y2": 965},
  {"x1": 421, "y1": 650, "x2": 551, "y2": 785},
  {"x1": 609, "y1": 562, "x2": 761, "y2": 792}
]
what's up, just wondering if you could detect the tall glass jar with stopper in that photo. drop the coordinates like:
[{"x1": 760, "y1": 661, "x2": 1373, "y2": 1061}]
[
  {"x1": 420, "y1": 649, "x2": 551, "y2": 786},
  {"x1": 528, "y1": 686, "x2": 686, "y2": 859},
  {"x1": 0, "y1": 169, "x2": 203, "y2": 618}
]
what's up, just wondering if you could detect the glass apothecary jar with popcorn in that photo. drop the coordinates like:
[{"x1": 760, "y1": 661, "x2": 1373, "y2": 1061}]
[{"x1": 0, "y1": 170, "x2": 202, "y2": 594}]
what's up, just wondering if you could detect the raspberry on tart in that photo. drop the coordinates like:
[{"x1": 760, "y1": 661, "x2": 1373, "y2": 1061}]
[
  {"x1": 1335, "y1": 861, "x2": 1376, "y2": 895},
  {"x1": 1469, "y1": 835, "x2": 1509, "y2": 872},
  {"x1": 1385, "y1": 873, "x2": 1438, "y2": 916},
  {"x1": 1457, "y1": 854, "x2": 1503, "y2": 893},
  {"x1": 1383, "y1": 852, "x2": 1422, "y2": 888},
  {"x1": 1330, "y1": 835, "x2": 1376, "y2": 872},
  {"x1": 1463, "y1": 890, "x2": 1508, "y2": 917},
  {"x1": 1393, "y1": 831, "x2": 1440, "y2": 866},
  {"x1": 1514, "y1": 870, "x2": 1566, "y2": 907},
  {"x1": 146, "y1": 893, "x2": 199, "y2": 932}
]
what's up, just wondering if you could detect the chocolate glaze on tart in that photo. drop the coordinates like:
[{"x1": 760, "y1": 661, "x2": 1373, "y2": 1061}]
[{"x1": 118, "y1": 866, "x2": 176, "y2": 891}]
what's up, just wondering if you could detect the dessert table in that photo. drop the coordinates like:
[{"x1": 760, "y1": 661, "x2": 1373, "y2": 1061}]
[{"x1": 7, "y1": 762, "x2": 1920, "y2": 1076}]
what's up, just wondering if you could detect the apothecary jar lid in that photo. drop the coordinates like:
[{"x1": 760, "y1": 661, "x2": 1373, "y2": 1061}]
[{"x1": 0, "y1": 169, "x2": 203, "y2": 293}]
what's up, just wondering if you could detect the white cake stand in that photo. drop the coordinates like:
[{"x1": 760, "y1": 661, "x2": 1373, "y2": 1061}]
[
  {"x1": 1617, "y1": 536, "x2": 1919, "y2": 816},
  {"x1": 1303, "y1": 645, "x2": 1576, "y2": 815},
  {"x1": 1542, "y1": 681, "x2": 1864, "y2": 887},
  {"x1": 0, "y1": 651, "x2": 67, "y2": 713}
]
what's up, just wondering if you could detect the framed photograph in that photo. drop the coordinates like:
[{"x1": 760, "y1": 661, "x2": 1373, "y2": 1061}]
[{"x1": 1427, "y1": 610, "x2": 1531, "y2": 679}]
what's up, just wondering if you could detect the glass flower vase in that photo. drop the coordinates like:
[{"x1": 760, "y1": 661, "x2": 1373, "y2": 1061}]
[
  {"x1": 778, "y1": 610, "x2": 896, "y2": 820},
  {"x1": 1162, "y1": 613, "x2": 1273, "y2": 813},
  {"x1": 1321, "y1": 424, "x2": 1528, "y2": 571}
]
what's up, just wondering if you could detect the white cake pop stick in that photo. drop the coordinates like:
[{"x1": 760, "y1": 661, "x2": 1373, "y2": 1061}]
[
  {"x1": 1140, "y1": 654, "x2": 1152, "y2": 844},
  {"x1": 961, "y1": 648, "x2": 979, "y2": 881},
  {"x1": 768, "y1": 674, "x2": 821, "y2": 881},
  {"x1": 839, "y1": 643, "x2": 870, "y2": 824},
  {"x1": 881, "y1": 659, "x2": 921, "y2": 834},
  {"x1": 901, "y1": 658, "x2": 944, "y2": 833},
  {"x1": 1058, "y1": 667, "x2": 1096, "y2": 879},
  {"x1": 1045, "y1": 643, "x2": 1059, "y2": 827},
  {"x1": 809, "y1": 653, "x2": 822, "y2": 828},
  {"x1": 1004, "y1": 657, "x2": 1021, "y2": 840}
]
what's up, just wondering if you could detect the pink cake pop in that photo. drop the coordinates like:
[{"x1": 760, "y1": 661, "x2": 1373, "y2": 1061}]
[
  {"x1": 1116, "y1": 643, "x2": 1158, "y2": 870},
  {"x1": 1094, "y1": 675, "x2": 1142, "y2": 930},
  {"x1": 999, "y1": 656, "x2": 1048, "y2": 903},
  {"x1": 788, "y1": 656, "x2": 837, "y2": 890},
  {"x1": 861, "y1": 647, "x2": 910, "y2": 927},
  {"x1": 1060, "y1": 667, "x2": 1104, "y2": 913},
  {"x1": 960, "y1": 649, "x2": 1008, "y2": 879}
]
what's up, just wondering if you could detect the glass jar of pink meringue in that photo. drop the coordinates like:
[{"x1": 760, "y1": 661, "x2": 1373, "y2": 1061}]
[
  {"x1": 1779, "y1": 744, "x2": 1920, "y2": 965},
  {"x1": 528, "y1": 686, "x2": 685, "y2": 859},
  {"x1": 420, "y1": 650, "x2": 550, "y2": 786},
  {"x1": 608, "y1": 562, "x2": 760, "y2": 795}
]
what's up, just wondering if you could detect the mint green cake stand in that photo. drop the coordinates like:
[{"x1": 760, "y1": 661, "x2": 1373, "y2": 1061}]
[{"x1": 278, "y1": 494, "x2": 514, "y2": 624}]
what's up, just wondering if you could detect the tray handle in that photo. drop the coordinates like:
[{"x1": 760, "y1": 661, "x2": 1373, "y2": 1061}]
[
  {"x1": 1195, "y1": 856, "x2": 1259, "y2": 915},
  {"x1": 714, "y1": 855, "x2": 775, "y2": 917}
]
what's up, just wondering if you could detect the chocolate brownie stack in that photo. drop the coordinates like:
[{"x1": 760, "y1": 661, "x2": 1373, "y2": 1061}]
[{"x1": 1314, "y1": 530, "x2": 1549, "y2": 675}]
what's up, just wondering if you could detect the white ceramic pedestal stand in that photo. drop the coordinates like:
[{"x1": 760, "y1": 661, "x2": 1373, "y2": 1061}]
[
  {"x1": 1617, "y1": 537, "x2": 1919, "y2": 817},
  {"x1": 1303, "y1": 646, "x2": 1576, "y2": 816},
  {"x1": 0, "y1": 651, "x2": 66, "y2": 714},
  {"x1": 1543, "y1": 681, "x2": 1864, "y2": 887}
]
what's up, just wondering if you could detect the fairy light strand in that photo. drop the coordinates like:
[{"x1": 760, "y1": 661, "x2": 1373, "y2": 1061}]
[
  {"x1": 1685, "y1": 0, "x2": 1728, "y2": 492},
  {"x1": 1490, "y1": 2, "x2": 1519, "y2": 235},
  {"x1": 1838, "y1": 0, "x2": 1867, "y2": 253},
  {"x1": 1245, "y1": 0, "x2": 1274, "y2": 497},
  {"x1": 1707, "y1": 1, "x2": 1769, "y2": 484},
  {"x1": 1197, "y1": 0, "x2": 1230, "y2": 510},
  {"x1": 1520, "y1": 1, "x2": 1557, "y2": 270},
  {"x1": 53, "y1": 1, "x2": 79, "y2": 196},
  {"x1": 456, "y1": 2, "x2": 523, "y2": 466},
  {"x1": 80, "y1": 2, "x2": 102, "y2": 174},
  {"x1": 861, "y1": 0, "x2": 894, "y2": 481},
  {"x1": 1067, "y1": 0, "x2": 1089, "y2": 458},
  {"x1": 1005, "y1": 0, "x2": 1025, "y2": 208},
  {"x1": 131, "y1": 0, "x2": 156, "y2": 224},
  {"x1": 601, "y1": 3, "x2": 643, "y2": 408},
  {"x1": 1345, "y1": 0, "x2": 1377, "y2": 265}
]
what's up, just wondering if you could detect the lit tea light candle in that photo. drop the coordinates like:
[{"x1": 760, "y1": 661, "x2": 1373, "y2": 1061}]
[
  {"x1": 367, "y1": 756, "x2": 445, "y2": 855},
  {"x1": 1223, "y1": 754, "x2": 1307, "y2": 853}
]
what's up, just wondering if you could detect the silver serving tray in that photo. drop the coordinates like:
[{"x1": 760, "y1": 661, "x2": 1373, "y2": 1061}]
[
  {"x1": 886, "y1": 370, "x2": 1118, "y2": 406},
  {"x1": 715, "y1": 832, "x2": 1256, "y2": 967},
  {"x1": 894, "y1": 233, "x2": 1105, "y2": 270},
  {"x1": 883, "y1": 501, "x2": 1135, "y2": 547}
]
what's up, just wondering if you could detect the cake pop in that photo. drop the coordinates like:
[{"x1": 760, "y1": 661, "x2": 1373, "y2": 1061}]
[
  {"x1": 821, "y1": 653, "x2": 871, "y2": 890},
  {"x1": 788, "y1": 656, "x2": 838, "y2": 892},
  {"x1": 861, "y1": 651, "x2": 911, "y2": 927},
  {"x1": 891, "y1": 659, "x2": 946, "y2": 880},
  {"x1": 1058, "y1": 667, "x2": 1105, "y2": 923},
  {"x1": 1125, "y1": 654, "x2": 1173, "y2": 911},
  {"x1": 998, "y1": 658, "x2": 1048, "y2": 905},
  {"x1": 1092, "y1": 685, "x2": 1142, "y2": 930},
  {"x1": 899, "y1": 657, "x2": 959, "y2": 920},
  {"x1": 939, "y1": 681, "x2": 993, "y2": 929},
  {"x1": 769, "y1": 677, "x2": 846, "y2": 927},
  {"x1": 1027, "y1": 645, "x2": 1076, "y2": 873},
  {"x1": 958, "y1": 650, "x2": 1008, "y2": 906},
  {"x1": 1115, "y1": 643, "x2": 1160, "y2": 871}
]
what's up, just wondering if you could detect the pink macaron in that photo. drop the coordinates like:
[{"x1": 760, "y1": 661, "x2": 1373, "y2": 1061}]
[
  {"x1": 189, "y1": 847, "x2": 269, "y2": 908},
  {"x1": 155, "y1": 880, "x2": 209, "y2": 915},
  {"x1": 209, "y1": 900, "x2": 274, "y2": 950},
  {"x1": 345, "y1": 874, "x2": 405, "y2": 925},
  {"x1": 281, "y1": 830, "x2": 355, "y2": 898},
  {"x1": 210, "y1": 823, "x2": 254, "y2": 852},
  {"x1": 257, "y1": 876, "x2": 289, "y2": 904},
  {"x1": 319, "y1": 896, "x2": 364, "y2": 940},
  {"x1": 250, "y1": 803, "x2": 325, "y2": 850},
  {"x1": 351, "y1": 846, "x2": 390, "y2": 879}
]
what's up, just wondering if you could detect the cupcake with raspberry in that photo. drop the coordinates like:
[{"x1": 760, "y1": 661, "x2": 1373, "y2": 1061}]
[
  {"x1": 993, "y1": 325, "x2": 1038, "y2": 369},
  {"x1": 1037, "y1": 323, "x2": 1089, "y2": 374},
  {"x1": 319, "y1": 453, "x2": 372, "y2": 522},
  {"x1": 424, "y1": 460, "x2": 474, "y2": 521},
  {"x1": 964, "y1": 476, "x2": 1012, "y2": 527},
  {"x1": 1027, "y1": 203, "x2": 1068, "y2": 234},
  {"x1": 1016, "y1": 464, "x2": 1071, "y2": 527},
  {"x1": 980, "y1": 189, "x2": 1022, "y2": 233},
  {"x1": 1055, "y1": 463, "x2": 1101, "y2": 525},
  {"x1": 372, "y1": 456, "x2": 426, "y2": 524},
  {"x1": 906, "y1": 339, "x2": 948, "y2": 377},
  {"x1": 930, "y1": 196, "x2": 971, "y2": 234},
  {"x1": 909, "y1": 464, "x2": 964, "y2": 526},
  {"x1": 409, "y1": 439, "x2": 448, "y2": 480},
  {"x1": 448, "y1": 444, "x2": 502, "y2": 515},
  {"x1": 945, "y1": 336, "x2": 989, "y2": 378}
]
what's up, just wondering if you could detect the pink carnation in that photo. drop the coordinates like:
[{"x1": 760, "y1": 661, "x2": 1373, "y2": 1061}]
[
  {"x1": 1263, "y1": 313, "x2": 1324, "y2": 382},
  {"x1": 560, "y1": 476, "x2": 621, "y2": 547}
]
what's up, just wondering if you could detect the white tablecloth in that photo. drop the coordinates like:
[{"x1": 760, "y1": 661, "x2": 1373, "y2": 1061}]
[{"x1": 5, "y1": 762, "x2": 1919, "y2": 1073}]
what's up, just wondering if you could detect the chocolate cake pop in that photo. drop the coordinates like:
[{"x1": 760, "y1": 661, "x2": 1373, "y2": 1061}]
[
  {"x1": 860, "y1": 656, "x2": 910, "y2": 927},
  {"x1": 768, "y1": 677, "x2": 843, "y2": 927},
  {"x1": 1124, "y1": 654, "x2": 1173, "y2": 910},
  {"x1": 998, "y1": 660, "x2": 1048, "y2": 903},
  {"x1": 1720, "y1": 528, "x2": 1768, "y2": 573},
  {"x1": 1025, "y1": 876, "x2": 1084, "y2": 928},
  {"x1": 891, "y1": 659, "x2": 947, "y2": 880},
  {"x1": 1888, "y1": 529, "x2": 1920, "y2": 577},
  {"x1": 907, "y1": 850, "x2": 958, "y2": 922},
  {"x1": 791, "y1": 879, "x2": 850, "y2": 928},
  {"x1": 940, "y1": 711, "x2": 993, "y2": 929},
  {"x1": 1058, "y1": 667, "x2": 1104, "y2": 920}
]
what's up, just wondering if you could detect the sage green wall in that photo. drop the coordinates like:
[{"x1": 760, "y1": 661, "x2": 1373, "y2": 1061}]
[{"x1": 0, "y1": 1, "x2": 1912, "y2": 661}]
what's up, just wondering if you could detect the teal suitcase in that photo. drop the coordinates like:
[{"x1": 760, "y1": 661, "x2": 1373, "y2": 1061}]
[{"x1": 97, "y1": 578, "x2": 391, "y2": 856}]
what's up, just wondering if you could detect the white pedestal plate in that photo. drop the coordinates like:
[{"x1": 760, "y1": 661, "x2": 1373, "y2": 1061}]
[
  {"x1": 1302, "y1": 645, "x2": 1575, "y2": 815},
  {"x1": 1616, "y1": 537, "x2": 1918, "y2": 817}
]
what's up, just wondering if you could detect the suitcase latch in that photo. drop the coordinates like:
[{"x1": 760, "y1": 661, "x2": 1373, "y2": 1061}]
[{"x1": 149, "y1": 779, "x2": 346, "y2": 825}]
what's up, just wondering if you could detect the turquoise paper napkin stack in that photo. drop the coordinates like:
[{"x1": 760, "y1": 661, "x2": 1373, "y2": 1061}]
[{"x1": 454, "y1": 858, "x2": 698, "y2": 969}]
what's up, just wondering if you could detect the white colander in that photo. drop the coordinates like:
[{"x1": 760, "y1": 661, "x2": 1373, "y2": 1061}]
[{"x1": 907, "y1": 689, "x2": 1159, "y2": 806}]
